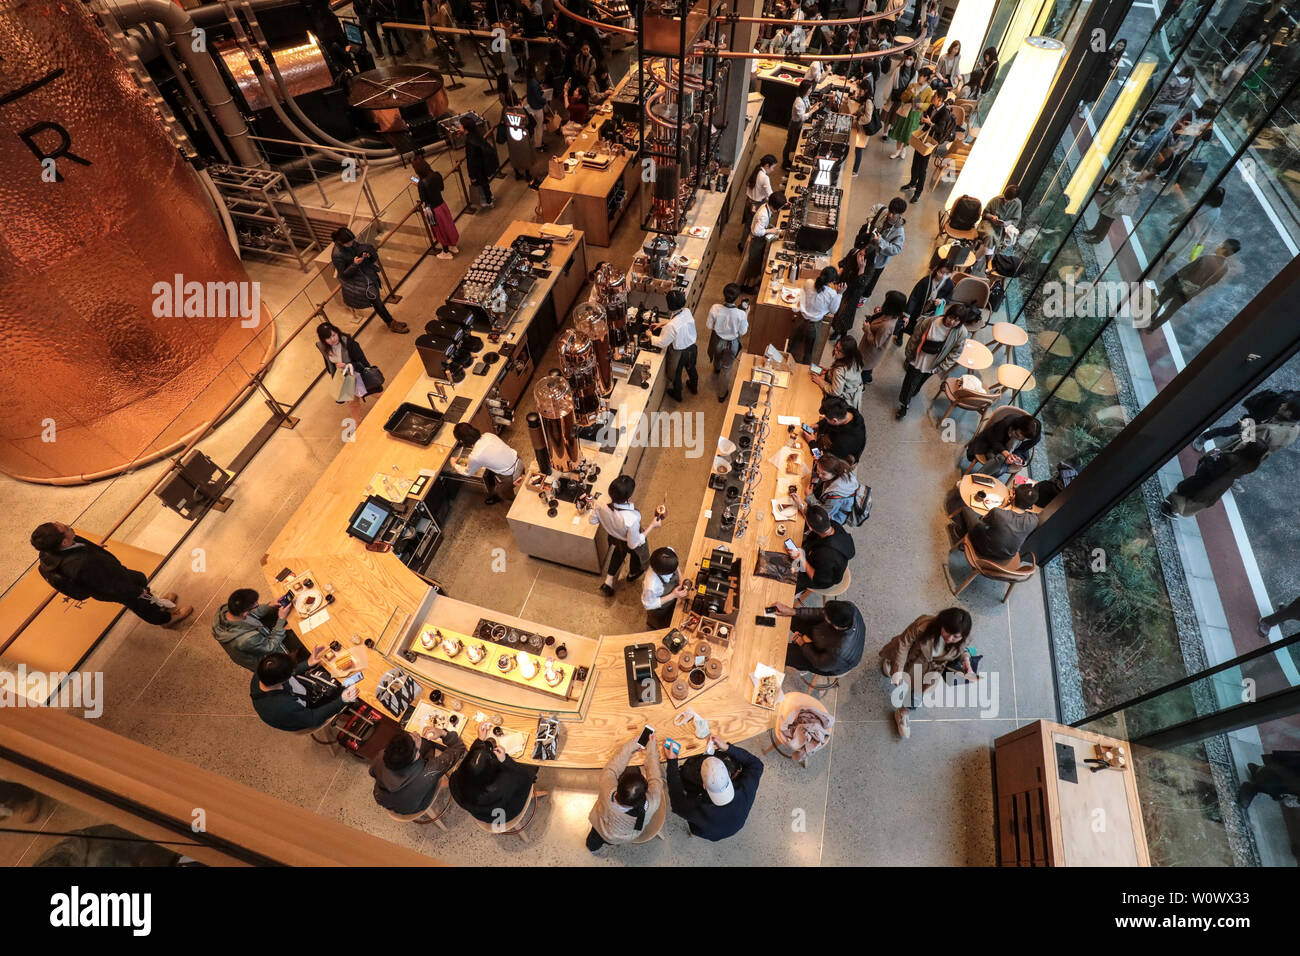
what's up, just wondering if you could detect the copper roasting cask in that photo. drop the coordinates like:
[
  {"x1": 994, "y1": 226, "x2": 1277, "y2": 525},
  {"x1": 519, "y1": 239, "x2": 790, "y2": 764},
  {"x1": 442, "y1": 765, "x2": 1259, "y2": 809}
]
[{"x1": 0, "y1": 0, "x2": 274, "y2": 483}]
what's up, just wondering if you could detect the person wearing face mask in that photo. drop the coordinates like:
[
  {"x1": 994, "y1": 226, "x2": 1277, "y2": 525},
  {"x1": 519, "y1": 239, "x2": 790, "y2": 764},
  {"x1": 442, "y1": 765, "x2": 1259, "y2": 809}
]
[
  {"x1": 642, "y1": 547, "x2": 691, "y2": 629},
  {"x1": 586, "y1": 730, "x2": 664, "y2": 851},
  {"x1": 879, "y1": 606, "x2": 974, "y2": 739},
  {"x1": 855, "y1": 197, "x2": 907, "y2": 300},
  {"x1": 898, "y1": 262, "x2": 954, "y2": 345},
  {"x1": 895, "y1": 303, "x2": 980, "y2": 420},
  {"x1": 330, "y1": 227, "x2": 409, "y2": 333}
]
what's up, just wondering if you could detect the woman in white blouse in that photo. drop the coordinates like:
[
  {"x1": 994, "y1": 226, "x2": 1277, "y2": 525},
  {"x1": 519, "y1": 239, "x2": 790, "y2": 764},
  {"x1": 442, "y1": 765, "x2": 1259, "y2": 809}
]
[
  {"x1": 737, "y1": 191, "x2": 788, "y2": 289},
  {"x1": 739, "y1": 153, "x2": 777, "y2": 248},
  {"x1": 791, "y1": 265, "x2": 843, "y2": 365}
]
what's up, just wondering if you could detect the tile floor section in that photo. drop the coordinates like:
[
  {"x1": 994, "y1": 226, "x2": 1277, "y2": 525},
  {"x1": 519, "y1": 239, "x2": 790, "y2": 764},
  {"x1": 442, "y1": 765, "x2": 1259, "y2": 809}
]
[{"x1": 6, "y1": 93, "x2": 1056, "y2": 866}]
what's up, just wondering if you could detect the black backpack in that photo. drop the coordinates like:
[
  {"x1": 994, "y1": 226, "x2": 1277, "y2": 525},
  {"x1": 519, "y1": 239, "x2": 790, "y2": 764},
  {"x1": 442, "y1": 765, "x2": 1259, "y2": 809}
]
[
  {"x1": 848, "y1": 484, "x2": 873, "y2": 527},
  {"x1": 949, "y1": 195, "x2": 983, "y2": 231}
]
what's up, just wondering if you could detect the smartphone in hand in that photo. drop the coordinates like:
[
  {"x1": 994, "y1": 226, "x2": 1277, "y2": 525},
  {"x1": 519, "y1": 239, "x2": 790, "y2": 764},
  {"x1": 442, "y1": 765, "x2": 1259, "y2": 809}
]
[{"x1": 637, "y1": 725, "x2": 654, "y2": 747}]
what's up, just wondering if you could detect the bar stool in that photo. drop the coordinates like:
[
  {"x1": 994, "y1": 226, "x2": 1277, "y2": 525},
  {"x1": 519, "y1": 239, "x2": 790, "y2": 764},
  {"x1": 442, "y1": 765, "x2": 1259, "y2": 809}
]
[
  {"x1": 794, "y1": 568, "x2": 852, "y2": 607},
  {"x1": 472, "y1": 786, "x2": 550, "y2": 842},
  {"x1": 293, "y1": 711, "x2": 345, "y2": 757},
  {"x1": 798, "y1": 671, "x2": 840, "y2": 690},
  {"x1": 385, "y1": 779, "x2": 455, "y2": 830},
  {"x1": 991, "y1": 322, "x2": 1027, "y2": 362}
]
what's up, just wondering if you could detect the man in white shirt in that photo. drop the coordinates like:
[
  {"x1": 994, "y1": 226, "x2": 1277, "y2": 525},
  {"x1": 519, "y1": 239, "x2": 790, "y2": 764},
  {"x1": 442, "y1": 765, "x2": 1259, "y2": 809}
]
[
  {"x1": 589, "y1": 474, "x2": 662, "y2": 596},
  {"x1": 651, "y1": 289, "x2": 699, "y2": 402},
  {"x1": 642, "y1": 547, "x2": 690, "y2": 629},
  {"x1": 706, "y1": 283, "x2": 750, "y2": 402},
  {"x1": 452, "y1": 423, "x2": 521, "y2": 505}
]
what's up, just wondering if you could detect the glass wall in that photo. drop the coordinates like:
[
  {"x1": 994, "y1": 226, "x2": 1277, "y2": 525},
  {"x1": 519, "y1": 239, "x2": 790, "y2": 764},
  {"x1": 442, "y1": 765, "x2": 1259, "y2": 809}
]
[{"x1": 972, "y1": 0, "x2": 1300, "y2": 863}]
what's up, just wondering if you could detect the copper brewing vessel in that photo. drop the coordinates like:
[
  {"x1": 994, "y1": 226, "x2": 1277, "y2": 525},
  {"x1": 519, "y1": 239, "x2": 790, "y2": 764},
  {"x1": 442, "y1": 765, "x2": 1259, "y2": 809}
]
[{"x1": 0, "y1": 0, "x2": 274, "y2": 483}]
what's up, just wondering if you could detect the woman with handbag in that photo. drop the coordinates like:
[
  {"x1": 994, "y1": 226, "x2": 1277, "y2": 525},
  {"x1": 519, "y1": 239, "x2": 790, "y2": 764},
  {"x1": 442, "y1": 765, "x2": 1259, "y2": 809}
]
[
  {"x1": 330, "y1": 227, "x2": 409, "y2": 333},
  {"x1": 935, "y1": 40, "x2": 962, "y2": 91},
  {"x1": 887, "y1": 66, "x2": 932, "y2": 159},
  {"x1": 879, "y1": 607, "x2": 974, "y2": 739},
  {"x1": 851, "y1": 96, "x2": 873, "y2": 173},
  {"x1": 412, "y1": 156, "x2": 459, "y2": 259},
  {"x1": 316, "y1": 322, "x2": 382, "y2": 411}
]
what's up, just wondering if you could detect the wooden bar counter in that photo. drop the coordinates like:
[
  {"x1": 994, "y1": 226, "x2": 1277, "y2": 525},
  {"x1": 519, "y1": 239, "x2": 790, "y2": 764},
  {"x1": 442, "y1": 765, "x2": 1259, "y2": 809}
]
[
  {"x1": 537, "y1": 72, "x2": 641, "y2": 246},
  {"x1": 746, "y1": 121, "x2": 856, "y2": 357},
  {"x1": 264, "y1": 298, "x2": 824, "y2": 766}
]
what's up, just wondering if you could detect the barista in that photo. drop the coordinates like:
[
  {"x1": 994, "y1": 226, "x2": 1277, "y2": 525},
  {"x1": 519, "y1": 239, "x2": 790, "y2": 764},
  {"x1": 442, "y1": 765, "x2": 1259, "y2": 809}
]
[{"x1": 642, "y1": 547, "x2": 691, "y2": 629}]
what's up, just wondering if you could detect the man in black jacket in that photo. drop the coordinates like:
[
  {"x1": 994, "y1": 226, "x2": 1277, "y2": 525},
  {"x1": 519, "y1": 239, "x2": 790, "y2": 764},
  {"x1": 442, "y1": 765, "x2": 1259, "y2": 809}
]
[
  {"x1": 666, "y1": 735, "x2": 763, "y2": 841},
  {"x1": 772, "y1": 599, "x2": 865, "y2": 676},
  {"x1": 808, "y1": 396, "x2": 866, "y2": 464},
  {"x1": 963, "y1": 484, "x2": 1039, "y2": 560},
  {"x1": 449, "y1": 721, "x2": 541, "y2": 824},
  {"x1": 30, "y1": 522, "x2": 191, "y2": 627},
  {"x1": 461, "y1": 115, "x2": 500, "y2": 209},
  {"x1": 790, "y1": 505, "x2": 855, "y2": 592},
  {"x1": 902, "y1": 88, "x2": 956, "y2": 203}
]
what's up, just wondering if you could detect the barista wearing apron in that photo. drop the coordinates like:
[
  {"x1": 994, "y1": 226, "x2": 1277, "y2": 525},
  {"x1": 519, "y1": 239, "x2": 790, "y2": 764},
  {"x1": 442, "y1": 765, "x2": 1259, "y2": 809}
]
[{"x1": 642, "y1": 547, "x2": 690, "y2": 630}]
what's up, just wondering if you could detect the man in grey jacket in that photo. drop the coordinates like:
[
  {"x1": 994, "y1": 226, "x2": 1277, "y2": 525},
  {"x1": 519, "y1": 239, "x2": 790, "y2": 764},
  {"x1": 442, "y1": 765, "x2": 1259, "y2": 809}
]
[
  {"x1": 212, "y1": 588, "x2": 295, "y2": 671},
  {"x1": 857, "y1": 198, "x2": 907, "y2": 301},
  {"x1": 371, "y1": 729, "x2": 467, "y2": 817}
]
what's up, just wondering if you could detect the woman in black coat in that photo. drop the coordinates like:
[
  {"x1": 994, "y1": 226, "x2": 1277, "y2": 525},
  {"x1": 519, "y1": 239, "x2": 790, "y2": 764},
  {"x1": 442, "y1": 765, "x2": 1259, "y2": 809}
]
[
  {"x1": 316, "y1": 321, "x2": 378, "y2": 406},
  {"x1": 449, "y1": 726, "x2": 540, "y2": 824},
  {"x1": 461, "y1": 115, "x2": 500, "y2": 207}
]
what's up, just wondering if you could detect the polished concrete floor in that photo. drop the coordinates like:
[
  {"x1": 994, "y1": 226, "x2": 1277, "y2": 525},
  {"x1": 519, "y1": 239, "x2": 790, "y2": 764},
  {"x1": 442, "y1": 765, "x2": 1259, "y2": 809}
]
[{"x1": 5, "y1": 81, "x2": 1055, "y2": 865}]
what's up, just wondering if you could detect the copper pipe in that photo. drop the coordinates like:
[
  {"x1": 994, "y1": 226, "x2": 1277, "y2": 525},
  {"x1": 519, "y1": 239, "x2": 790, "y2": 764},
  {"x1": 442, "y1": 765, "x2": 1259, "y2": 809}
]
[
  {"x1": 552, "y1": 0, "x2": 637, "y2": 35},
  {"x1": 719, "y1": 3, "x2": 905, "y2": 23}
]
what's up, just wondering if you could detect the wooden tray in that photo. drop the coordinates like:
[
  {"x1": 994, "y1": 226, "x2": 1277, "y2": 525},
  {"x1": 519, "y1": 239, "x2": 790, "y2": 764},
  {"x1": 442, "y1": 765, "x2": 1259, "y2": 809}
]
[
  {"x1": 656, "y1": 641, "x2": 731, "y2": 710},
  {"x1": 412, "y1": 624, "x2": 576, "y2": 699}
]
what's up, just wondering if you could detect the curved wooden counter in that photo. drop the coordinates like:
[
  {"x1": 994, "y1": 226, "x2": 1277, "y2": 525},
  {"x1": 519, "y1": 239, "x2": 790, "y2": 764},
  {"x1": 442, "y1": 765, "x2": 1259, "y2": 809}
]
[{"x1": 265, "y1": 256, "x2": 824, "y2": 767}]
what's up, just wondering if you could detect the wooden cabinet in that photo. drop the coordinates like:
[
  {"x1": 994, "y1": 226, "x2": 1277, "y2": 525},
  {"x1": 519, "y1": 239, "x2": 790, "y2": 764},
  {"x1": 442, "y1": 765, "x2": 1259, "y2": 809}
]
[{"x1": 994, "y1": 720, "x2": 1150, "y2": 867}]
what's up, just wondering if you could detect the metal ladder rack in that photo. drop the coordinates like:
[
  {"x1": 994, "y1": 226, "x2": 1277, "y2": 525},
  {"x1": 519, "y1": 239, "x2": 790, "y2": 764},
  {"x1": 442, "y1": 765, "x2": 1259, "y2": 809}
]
[{"x1": 206, "y1": 165, "x2": 319, "y2": 270}]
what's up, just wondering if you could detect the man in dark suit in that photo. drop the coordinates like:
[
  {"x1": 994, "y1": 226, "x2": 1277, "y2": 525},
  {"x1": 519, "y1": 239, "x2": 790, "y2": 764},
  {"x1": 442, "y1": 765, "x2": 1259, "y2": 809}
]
[
  {"x1": 30, "y1": 521, "x2": 192, "y2": 627},
  {"x1": 902, "y1": 88, "x2": 956, "y2": 203}
]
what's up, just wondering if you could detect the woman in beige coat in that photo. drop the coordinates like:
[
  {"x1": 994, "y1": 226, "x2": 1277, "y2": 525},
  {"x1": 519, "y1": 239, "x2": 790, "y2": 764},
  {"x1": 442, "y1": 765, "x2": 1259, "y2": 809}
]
[
  {"x1": 587, "y1": 732, "x2": 664, "y2": 850},
  {"x1": 860, "y1": 289, "x2": 908, "y2": 382},
  {"x1": 879, "y1": 607, "x2": 973, "y2": 739}
]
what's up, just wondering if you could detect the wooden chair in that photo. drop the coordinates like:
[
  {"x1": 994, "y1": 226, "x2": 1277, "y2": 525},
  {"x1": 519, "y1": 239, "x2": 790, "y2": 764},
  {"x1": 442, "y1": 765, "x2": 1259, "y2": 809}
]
[
  {"x1": 937, "y1": 376, "x2": 998, "y2": 425},
  {"x1": 950, "y1": 275, "x2": 990, "y2": 311},
  {"x1": 384, "y1": 778, "x2": 455, "y2": 831},
  {"x1": 962, "y1": 404, "x2": 1035, "y2": 476},
  {"x1": 764, "y1": 692, "x2": 833, "y2": 768},
  {"x1": 471, "y1": 786, "x2": 550, "y2": 842},
  {"x1": 947, "y1": 533, "x2": 1038, "y2": 602},
  {"x1": 794, "y1": 567, "x2": 852, "y2": 607}
]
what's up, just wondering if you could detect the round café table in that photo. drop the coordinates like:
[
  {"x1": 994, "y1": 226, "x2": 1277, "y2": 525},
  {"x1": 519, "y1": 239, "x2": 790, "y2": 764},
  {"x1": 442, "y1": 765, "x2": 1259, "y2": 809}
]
[
  {"x1": 1075, "y1": 363, "x2": 1119, "y2": 397},
  {"x1": 955, "y1": 339, "x2": 994, "y2": 371},
  {"x1": 992, "y1": 321, "x2": 1028, "y2": 361}
]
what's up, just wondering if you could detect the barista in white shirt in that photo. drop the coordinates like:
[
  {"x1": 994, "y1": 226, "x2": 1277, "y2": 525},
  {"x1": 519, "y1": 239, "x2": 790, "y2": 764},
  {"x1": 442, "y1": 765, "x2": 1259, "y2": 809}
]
[
  {"x1": 706, "y1": 283, "x2": 750, "y2": 402},
  {"x1": 642, "y1": 547, "x2": 690, "y2": 630},
  {"x1": 650, "y1": 289, "x2": 699, "y2": 401},
  {"x1": 452, "y1": 423, "x2": 521, "y2": 505},
  {"x1": 589, "y1": 474, "x2": 663, "y2": 596}
]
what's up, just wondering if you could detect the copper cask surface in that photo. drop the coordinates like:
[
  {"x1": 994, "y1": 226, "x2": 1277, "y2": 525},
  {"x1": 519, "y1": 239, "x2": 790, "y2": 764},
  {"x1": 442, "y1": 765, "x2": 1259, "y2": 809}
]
[{"x1": 0, "y1": 0, "x2": 275, "y2": 483}]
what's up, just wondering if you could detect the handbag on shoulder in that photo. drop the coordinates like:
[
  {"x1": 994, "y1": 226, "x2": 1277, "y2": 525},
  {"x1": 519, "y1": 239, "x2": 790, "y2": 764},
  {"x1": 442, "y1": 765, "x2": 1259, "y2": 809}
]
[{"x1": 360, "y1": 365, "x2": 385, "y2": 393}]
